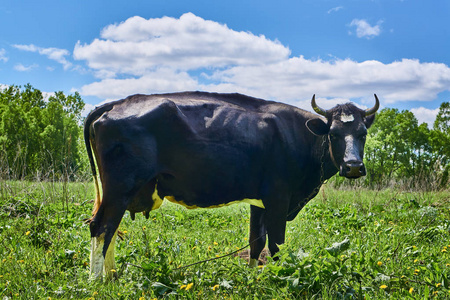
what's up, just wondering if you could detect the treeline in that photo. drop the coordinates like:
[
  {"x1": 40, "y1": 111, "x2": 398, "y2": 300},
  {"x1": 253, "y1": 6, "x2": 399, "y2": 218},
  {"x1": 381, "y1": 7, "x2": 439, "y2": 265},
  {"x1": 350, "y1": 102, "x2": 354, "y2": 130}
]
[
  {"x1": 0, "y1": 84, "x2": 86, "y2": 180},
  {"x1": 1, "y1": 85, "x2": 449, "y2": 190}
]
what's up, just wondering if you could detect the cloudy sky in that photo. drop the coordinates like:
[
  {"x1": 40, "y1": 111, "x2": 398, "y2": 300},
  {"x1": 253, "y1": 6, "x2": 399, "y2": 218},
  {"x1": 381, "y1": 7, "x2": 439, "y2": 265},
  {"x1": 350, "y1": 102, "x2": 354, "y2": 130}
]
[{"x1": 1, "y1": 0, "x2": 449, "y2": 126}]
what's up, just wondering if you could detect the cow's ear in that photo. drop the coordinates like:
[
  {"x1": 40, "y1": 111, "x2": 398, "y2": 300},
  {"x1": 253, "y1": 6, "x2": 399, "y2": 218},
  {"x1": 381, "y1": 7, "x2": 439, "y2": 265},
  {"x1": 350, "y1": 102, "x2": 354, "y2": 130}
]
[
  {"x1": 306, "y1": 118, "x2": 329, "y2": 136},
  {"x1": 364, "y1": 114, "x2": 376, "y2": 129}
]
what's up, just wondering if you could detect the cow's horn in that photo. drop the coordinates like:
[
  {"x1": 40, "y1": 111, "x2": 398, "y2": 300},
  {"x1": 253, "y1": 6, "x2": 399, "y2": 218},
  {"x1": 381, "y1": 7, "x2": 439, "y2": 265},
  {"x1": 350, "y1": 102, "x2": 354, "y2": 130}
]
[
  {"x1": 311, "y1": 94, "x2": 328, "y2": 117},
  {"x1": 365, "y1": 94, "x2": 380, "y2": 116}
]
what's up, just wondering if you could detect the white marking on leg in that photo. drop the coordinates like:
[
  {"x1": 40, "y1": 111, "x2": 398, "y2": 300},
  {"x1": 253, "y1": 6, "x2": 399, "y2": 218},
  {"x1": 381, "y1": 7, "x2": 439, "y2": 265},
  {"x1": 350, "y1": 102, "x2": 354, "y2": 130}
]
[
  {"x1": 104, "y1": 229, "x2": 118, "y2": 280},
  {"x1": 90, "y1": 235, "x2": 105, "y2": 280},
  {"x1": 249, "y1": 258, "x2": 258, "y2": 268}
]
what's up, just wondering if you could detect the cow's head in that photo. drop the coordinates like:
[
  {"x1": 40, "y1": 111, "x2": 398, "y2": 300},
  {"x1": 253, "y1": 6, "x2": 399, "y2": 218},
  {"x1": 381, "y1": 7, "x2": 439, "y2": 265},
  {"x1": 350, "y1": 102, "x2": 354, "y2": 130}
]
[{"x1": 306, "y1": 95, "x2": 379, "y2": 179}]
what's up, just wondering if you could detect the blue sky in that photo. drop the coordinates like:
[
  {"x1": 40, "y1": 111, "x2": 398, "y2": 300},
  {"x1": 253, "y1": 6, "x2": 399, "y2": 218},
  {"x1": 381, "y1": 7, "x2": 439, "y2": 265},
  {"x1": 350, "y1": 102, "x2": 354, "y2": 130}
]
[{"x1": 1, "y1": 0, "x2": 449, "y2": 126}]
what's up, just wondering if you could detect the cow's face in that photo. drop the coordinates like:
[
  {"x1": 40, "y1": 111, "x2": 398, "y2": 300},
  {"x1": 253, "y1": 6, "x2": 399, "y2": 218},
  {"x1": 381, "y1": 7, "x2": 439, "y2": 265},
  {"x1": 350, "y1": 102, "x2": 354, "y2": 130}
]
[{"x1": 306, "y1": 95, "x2": 379, "y2": 179}]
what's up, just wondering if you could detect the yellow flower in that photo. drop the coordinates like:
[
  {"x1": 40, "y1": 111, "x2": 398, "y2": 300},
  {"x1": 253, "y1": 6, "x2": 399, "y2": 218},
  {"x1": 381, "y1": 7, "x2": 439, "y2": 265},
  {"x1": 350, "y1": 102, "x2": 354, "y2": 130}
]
[
  {"x1": 212, "y1": 284, "x2": 219, "y2": 291},
  {"x1": 213, "y1": 242, "x2": 218, "y2": 246},
  {"x1": 139, "y1": 297, "x2": 145, "y2": 300},
  {"x1": 377, "y1": 261, "x2": 382, "y2": 266},
  {"x1": 414, "y1": 259, "x2": 418, "y2": 263},
  {"x1": 180, "y1": 285, "x2": 187, "y2": 290},
  {"x1": 409, "y1": 287, "x2": 414, "y2": 294},
  {"x1": 92, "y1": 291, "x2": 98, "y2": 296},
  {"x1": 192, "y1": 246, "x2": 196, "y2": 250},
  {"x1": 380, "y1": 285, "x2": 388, "y2": 289},
  {"x1": 436, "y1": 283, "x2": 442, "y2": 288},
  {"x1": 186, "y1": 283, "x2": 194, "y2": 290},
  {"x1": 25, "y1": 231, "x2": 31, "y2": 236},
  {"x1": 414, "y1": 269, "x2": 420, "y2": 273}
]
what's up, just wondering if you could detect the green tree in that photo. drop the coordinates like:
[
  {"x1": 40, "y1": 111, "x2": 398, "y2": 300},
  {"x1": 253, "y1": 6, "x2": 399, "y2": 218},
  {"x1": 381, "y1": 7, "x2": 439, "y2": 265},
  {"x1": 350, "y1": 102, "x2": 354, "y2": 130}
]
[
  {"x1": 364, "y1": 103, "x2": 449, "y2": 190},
  {"x1": 430, "y1": 102, "x2": 450, "y2": 188},
  {"x1": 0, "y1": 84, "x2": 85, "y2": 180}
]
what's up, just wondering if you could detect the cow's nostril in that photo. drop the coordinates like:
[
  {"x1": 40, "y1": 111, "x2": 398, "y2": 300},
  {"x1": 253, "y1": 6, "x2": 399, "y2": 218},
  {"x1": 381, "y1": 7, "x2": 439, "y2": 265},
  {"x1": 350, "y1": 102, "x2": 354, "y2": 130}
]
[{"x1": 342, "y1": 161, "x2": 365, "y2": 178}]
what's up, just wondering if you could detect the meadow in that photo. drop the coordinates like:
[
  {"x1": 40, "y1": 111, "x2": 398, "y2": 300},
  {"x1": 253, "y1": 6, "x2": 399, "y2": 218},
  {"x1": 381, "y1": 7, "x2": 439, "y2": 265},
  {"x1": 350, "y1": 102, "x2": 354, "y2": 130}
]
[{"x1": 0, "y1": 180, "x2": 449, "y2": 299}]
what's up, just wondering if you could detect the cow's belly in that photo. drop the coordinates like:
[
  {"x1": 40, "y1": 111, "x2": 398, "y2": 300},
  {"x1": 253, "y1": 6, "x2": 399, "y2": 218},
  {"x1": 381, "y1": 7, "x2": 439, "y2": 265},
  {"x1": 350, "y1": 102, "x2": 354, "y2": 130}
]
[
  {"x1": 165, "y1": 196, "x2": 265, "y2": 209},
  {"x1": 150, "y1": 182, "x2": 265, "y2": 210}
]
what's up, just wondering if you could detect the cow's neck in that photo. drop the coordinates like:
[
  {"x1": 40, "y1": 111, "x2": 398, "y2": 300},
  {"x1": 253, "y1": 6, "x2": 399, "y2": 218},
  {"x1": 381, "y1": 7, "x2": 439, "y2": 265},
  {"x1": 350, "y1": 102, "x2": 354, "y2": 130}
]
[{"x1": 315, "y1": 135, "x2": 339, "y2": 182}]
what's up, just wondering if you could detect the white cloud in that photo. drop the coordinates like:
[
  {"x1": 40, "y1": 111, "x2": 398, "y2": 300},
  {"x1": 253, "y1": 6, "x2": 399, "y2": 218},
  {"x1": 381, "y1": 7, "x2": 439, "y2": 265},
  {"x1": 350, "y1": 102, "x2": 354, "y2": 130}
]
[
  {"x1": 73, "y1": 13, "x2": 290, "y2": 78},
  {"x1": 80, "y1": 68, "x2": 198, "y2": 100},
  {"x1": 14, "y1": 63, "x2": 38, "y2": 72},
  {"x1": 205, "y1": 58, "x2": 450, "y2": 104},
  {"x1": 410, "y1": 107, "x2": 439, "y2": 127},
  {"x1": 349, "y1": 19, "x2": 382, "y2": 39},
  {"x1": 13, "y1": 44, "x2": 72, "y2": 70},
  {"x1": 73, "y1": 13, "x2": 450, "y2": 107},
  {"x1": 0, "y1": 49, "x2": 8, "y2": 62},
  {"x1": 327, "y1": 6, "x2": 343, "y2": 14}
]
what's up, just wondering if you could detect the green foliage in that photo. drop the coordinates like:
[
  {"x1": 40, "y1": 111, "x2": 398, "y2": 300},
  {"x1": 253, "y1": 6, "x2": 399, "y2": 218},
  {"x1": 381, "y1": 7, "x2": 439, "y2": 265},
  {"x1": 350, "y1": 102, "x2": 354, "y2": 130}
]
[
  {"x1": 0, "y1": 84, "x2": 86, "y2": 180},
  {"x1": 1, "y1": 181, "x2": 449, "y2": 299},
  {"x1": 359, "y1": 104, "x2": 449, "y2": 190}
]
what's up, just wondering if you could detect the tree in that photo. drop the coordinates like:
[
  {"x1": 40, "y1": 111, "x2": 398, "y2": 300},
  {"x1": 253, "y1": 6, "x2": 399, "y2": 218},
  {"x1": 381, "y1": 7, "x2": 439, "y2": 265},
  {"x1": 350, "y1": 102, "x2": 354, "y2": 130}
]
[
  {"x1": 0, "y1": 84, "x2": 85, "y2": 180},
  {"x1": 363, "y1": 103, "x2": 449, "y2": 190},
  {"x1": 430, "y1": 102, "x2": 450, "y2": 188}
]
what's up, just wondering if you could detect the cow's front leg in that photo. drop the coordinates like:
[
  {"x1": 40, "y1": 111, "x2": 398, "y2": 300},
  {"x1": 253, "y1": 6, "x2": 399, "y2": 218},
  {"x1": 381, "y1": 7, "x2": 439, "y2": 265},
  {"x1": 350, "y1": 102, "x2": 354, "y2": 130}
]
[
  {"x1": 264, "y1": 196, "x2": 290, "y2": 260},
  {"x1": 249, "y1": 205, "x2": 266, "y2": 267}
]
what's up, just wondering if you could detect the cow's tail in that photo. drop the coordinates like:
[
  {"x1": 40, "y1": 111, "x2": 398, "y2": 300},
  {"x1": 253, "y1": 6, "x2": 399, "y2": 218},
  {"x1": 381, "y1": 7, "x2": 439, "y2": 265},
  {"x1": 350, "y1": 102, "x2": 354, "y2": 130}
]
[{"x1": 84, "y1": 103, "x2": 114, "y2": 217}]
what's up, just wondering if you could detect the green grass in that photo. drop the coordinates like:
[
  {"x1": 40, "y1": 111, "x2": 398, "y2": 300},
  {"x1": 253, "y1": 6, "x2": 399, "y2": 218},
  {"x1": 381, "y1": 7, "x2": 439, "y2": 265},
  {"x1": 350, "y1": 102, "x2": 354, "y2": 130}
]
[{"x1": 0, "y1": 181, "x2": 449, "y2": 299}]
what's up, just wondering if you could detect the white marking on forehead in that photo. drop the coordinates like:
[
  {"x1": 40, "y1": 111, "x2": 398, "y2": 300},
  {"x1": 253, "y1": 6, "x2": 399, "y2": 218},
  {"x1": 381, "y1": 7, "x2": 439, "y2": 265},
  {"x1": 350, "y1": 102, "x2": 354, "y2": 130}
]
[{"x1": 340, "y1": 114, "x2": 354, "y2": 123}]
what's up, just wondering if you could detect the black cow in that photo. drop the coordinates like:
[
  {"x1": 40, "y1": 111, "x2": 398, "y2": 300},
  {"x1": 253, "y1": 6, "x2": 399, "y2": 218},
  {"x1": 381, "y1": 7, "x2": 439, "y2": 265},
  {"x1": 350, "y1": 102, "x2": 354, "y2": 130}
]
[{"x1": 85, "y1": 92, "x2": 379, "y2": 279}]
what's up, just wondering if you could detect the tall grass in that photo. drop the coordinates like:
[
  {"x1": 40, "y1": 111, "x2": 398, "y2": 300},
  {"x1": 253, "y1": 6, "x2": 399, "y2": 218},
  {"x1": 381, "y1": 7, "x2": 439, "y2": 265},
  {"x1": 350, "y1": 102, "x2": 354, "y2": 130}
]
[{"x1": 1, "y1": 179, "x2": 449, "y2": 299}]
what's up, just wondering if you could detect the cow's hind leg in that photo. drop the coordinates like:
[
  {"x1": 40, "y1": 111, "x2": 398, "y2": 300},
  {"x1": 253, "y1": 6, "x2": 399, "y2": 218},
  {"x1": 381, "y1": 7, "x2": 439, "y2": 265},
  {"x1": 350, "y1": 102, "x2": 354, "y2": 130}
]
[
  {"x1": 249, "y1": 206, "x2": 266, "y2": 267},
  {"x1": 89, "y1": 193, "x2": 127, "y2": 280}
]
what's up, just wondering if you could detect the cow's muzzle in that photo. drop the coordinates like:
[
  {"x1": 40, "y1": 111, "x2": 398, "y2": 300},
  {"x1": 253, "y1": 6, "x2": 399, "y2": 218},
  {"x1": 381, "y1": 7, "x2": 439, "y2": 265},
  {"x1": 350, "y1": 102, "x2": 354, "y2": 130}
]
[{"x1": 340, "y1": 161, "x2": 366, "y2": 178}]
